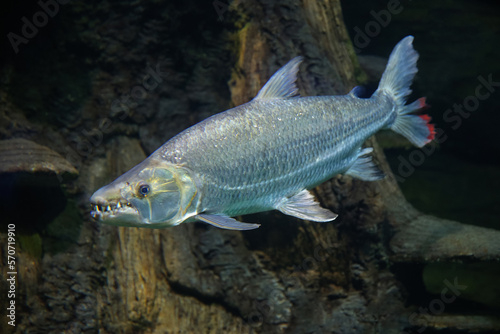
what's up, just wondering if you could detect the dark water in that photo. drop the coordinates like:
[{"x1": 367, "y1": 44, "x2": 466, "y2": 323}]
[{"x1": 341, "y1": 0, "x2": 500, "y2": 229}]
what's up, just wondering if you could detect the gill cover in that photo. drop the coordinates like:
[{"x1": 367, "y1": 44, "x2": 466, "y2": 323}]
[{"x1": 122, "y1": 163, "x2": 199, "y2": 227}]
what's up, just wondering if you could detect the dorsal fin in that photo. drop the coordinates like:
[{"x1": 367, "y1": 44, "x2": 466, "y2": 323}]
[
  {"x1": 349, "y1": 86, "x2": 364, "y2": 98},
  {"x1": 253, "y1": 57, "x2": 303, "y2": 100}
]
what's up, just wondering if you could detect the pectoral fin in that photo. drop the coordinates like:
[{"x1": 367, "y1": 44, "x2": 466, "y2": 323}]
[
  {"x1": 195, "y1": 214, "x2": 261, "y2": 230},
  {"x1": 277, "y1": 189, "x2": 338, "y2": 222}
]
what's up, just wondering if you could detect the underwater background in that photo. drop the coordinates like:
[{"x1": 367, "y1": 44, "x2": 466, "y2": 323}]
[
  {"x1": 0, "y1": 0, "x2": 499, "y2": 333},
  {"x1": 342, "y1": 0, "x2": 500, "y2": 231}
]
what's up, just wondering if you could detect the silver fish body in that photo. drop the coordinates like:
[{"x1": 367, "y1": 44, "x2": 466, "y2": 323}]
[
  {"x1": 90, "y1": 36, "x2": 434, "y2": 230},
  {"x1": 159, "y1": 94, "x2": 393, "y2": 217}
]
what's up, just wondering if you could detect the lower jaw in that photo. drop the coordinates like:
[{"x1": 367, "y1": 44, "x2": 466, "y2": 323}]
[{"x1": 91, "y1": 209, "x2": 144, "y2": 227}]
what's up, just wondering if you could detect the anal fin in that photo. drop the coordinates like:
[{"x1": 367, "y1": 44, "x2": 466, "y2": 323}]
[
  {"x1": 277, "y1": 189, "x2": 338, "y2": 222},
  {"x1": 345, "y1": 147, "x2": 384, "y2": 181},
  {"x1": 195, "y1": 214, "x2": 260, "y2": 230}
]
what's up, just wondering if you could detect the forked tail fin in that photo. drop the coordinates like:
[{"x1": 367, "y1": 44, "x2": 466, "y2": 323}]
[{"x1": 375, "y1": 35, "x2": 435, "y2": 147}]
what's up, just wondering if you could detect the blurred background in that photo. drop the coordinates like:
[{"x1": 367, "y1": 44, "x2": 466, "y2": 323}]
[{"x1": 342, "y1": 0, "x2": 500, "y2": 230}]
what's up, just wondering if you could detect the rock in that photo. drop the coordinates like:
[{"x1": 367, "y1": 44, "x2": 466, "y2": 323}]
[{"x1": 0, "y1": 138, "x2": 78, "y2": 181}]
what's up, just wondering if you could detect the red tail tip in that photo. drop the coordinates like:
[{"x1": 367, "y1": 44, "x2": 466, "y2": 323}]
[
  {"x1": 418, "y1": 114, "x2": 435, "y2": 141},
  {"x1": 418, "y1": 97, "x2": 430, "y2": 109}
]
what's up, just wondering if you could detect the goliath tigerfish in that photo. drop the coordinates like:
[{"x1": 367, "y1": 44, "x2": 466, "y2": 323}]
[{"x1": 90, "y1": 36, "x2": 435, "y2": 230}]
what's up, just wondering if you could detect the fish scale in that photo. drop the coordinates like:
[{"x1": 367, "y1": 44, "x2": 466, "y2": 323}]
[{"x1": 158, "y1": 95, "x2": 391, "y2": 216}]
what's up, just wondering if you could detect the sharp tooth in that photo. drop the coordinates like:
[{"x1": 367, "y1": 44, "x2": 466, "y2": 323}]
[
  {"x1": 117, "y1": 202, "x2": 121, "y2": 209},
  {"x1": 107, "y1": 205, "x2": 111, "y2": 211},
  {"x1": 96, "y1": 206, "x2": 101, "y2": 213}
]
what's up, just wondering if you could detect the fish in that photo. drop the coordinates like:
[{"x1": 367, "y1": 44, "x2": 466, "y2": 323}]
[{"x1": 90, "y1": 35, "x2": 435, "y2": 230}]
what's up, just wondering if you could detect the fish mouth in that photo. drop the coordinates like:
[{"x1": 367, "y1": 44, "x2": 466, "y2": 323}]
[
  {"x1": 91, "y1": 200, "x2": 135, "y2": 218},
  {"x1": 90, "y1": 180, "x2": 144, "y2": 225},
  {"x1": 90, "y1": 200, "x2": 140, "y2": 223}
]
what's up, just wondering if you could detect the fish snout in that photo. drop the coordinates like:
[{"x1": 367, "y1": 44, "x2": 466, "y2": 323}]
[
  {"x1": 90, "y1": 181, "x2": 126, "y2": 204},
  {"x1": 90, "y1": 182, "x2": 136, "y2": 220},
  {"x1": 90, "y1": 183, "x2": 131, "y2": 212}
]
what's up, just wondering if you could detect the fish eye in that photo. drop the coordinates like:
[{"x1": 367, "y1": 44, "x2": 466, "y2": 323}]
[{"x1": 137, "y1": 183, "x2": 150, "y2": 197}]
